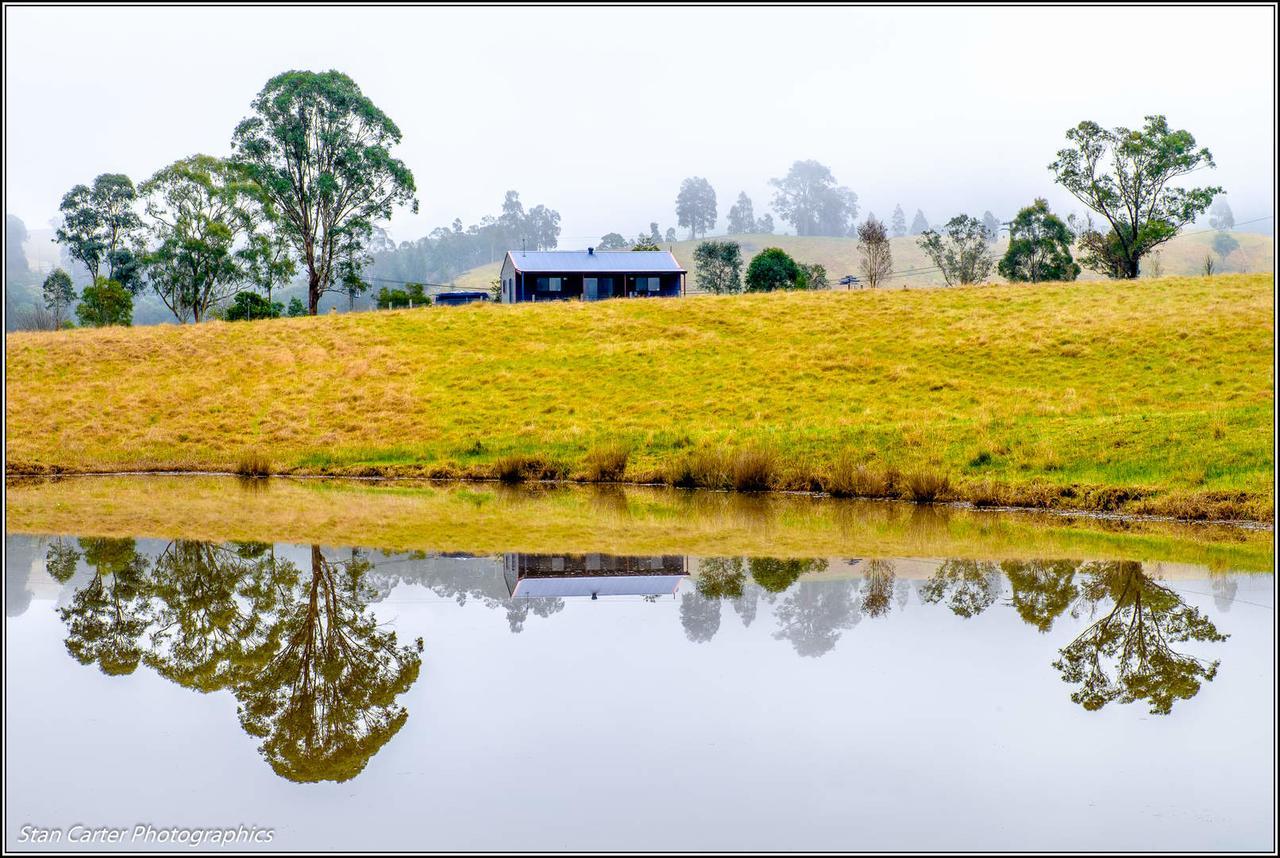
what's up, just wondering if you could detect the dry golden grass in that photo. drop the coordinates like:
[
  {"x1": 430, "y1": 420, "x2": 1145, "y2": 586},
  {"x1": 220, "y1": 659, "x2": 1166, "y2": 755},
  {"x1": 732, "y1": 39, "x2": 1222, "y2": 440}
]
[
  {"x1": 5, "y1": 475, "x2": 1272, "y2": 572},
  {"x1": 5, "y1": 274, "x2": 1274, "y2": 520}
]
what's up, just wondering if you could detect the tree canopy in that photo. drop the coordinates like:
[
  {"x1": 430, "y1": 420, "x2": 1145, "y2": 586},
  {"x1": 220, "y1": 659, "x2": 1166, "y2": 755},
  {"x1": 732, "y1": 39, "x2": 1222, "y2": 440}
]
[
  {"x1": 693, "y1": 240, "x2": 743, "y2": 294},
  {"x1": 1049, "y1": 115, "x2": 1220, "y2": 279},
  {"x1": 140, "y1": 154, "x2": 266, "y2": 322},
  {"x1": 917, "y1": 214, "x2": 995, "y2": 286},
  {"x1": 769, "y1": 160, "x2": 857, "y2": 237},
  {"x1": 997, "y1": 198, "x2": 1080, "y2": 283},
  {"x1": 231, "y1": 69, "x2": 418, "y2": 314},
  {"x1": 675, "y1": 177, "x2": 717, "y2": 239}
]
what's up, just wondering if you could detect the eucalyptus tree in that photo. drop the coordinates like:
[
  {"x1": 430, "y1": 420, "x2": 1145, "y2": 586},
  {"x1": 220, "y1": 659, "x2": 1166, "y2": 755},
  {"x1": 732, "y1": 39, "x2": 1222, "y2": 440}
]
[
  {"x1": 41, "y1": 268, "x2": 76, "y2": 327},
  {"x1": 55, "y1": 173, "x2": 144, "y2": 287},
  {"x1": 726, "y1": 192, "x2": 756, "y2": 234},
  {"x1": 231, "y1": 70, "x2": 418, "y2": 315},
  {"x1": 243, "y1": 229, "x2": 297, "y2": 307},
  {"x1": 675, "y1": 176, "x2": 717, "y2": 239},
  {"x1": 997, "y1": 198, "x2": 1080, "y2": 283},
  {"x1": 1049, "y1": 115, "x2": 1220, "y2": 279},
  {"x1": 140, "y1": 155, "x2": 265, "y2": 322},
  {"x1": 769, "y1": 160, "x2": 857, "y2": 236},
  {"x1": 917, "y1": 215, "x2": 995, "y2": 286},
  {"x1": 890, "y1": 205, "x2": 907, "y2": 237}
]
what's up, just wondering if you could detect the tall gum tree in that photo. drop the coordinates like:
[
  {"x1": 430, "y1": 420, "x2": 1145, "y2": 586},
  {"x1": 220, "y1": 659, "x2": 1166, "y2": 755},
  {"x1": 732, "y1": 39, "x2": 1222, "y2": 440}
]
[
  {"x1": 1049, "y1": 115, "x2": 1220, "y2": 279},
  {"x1": 231, "y1": 70, "x2": 417, "y2": 314}
]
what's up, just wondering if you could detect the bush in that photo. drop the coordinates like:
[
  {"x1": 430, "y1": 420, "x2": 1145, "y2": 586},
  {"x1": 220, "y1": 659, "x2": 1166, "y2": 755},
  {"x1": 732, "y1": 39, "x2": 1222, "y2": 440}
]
[
  {"x1": 75, "y1": 277, "x2": 132, "y2": 327},
  {"x1": 825, "y1": 452, "x2": 896, "y2": 498},
  {"x1": 730, "y1": 446, "x2": 778, "y2": 491},
  {"x1": 744, "y1": 247, "x2": 804, "y2": 292},
  {"x1": 900, "y1": 468, "x2": 952, "y2": 502},
  {"x1": 581, "y1": 442, "x2": 630, "y2": 481},
  {"x1": 235, "y1": 453, "x2": 272, "y2": 477},
  {"x1": 225, "y1": 291, "x2": 283, "y2": 321},
  {"x1": 493, "y1": 454, "x2": 568, "y2": 483}
]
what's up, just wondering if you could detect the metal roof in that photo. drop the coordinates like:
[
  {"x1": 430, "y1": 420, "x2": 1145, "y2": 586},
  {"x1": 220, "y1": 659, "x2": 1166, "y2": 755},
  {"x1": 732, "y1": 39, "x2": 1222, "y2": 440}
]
[
  {"x1": 511, "y1": 574, "x2": 687, "y2": 598},
  {"x1": 504, "y1": 249, "x2": 686, "y2": 273}
]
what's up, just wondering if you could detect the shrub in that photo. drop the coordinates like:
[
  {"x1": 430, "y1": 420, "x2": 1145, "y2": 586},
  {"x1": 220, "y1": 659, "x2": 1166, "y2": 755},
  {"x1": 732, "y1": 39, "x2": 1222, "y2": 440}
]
[
  {"x1": 235, "y1": 453, "x2": 272, "y2": 477},
  {"x1": 581, "y1": 442, "x2": 630, "y2": 482},
  {"x1": 730, "y1": 446, "x2": 778, "y2": 491},
  {"x1": 826, "y1": 452, "x2": 895, "y2": 498},
  {"x1": 75, "y1": 277, "x2": 132, "y2": 327},
  {"x1": 900, "y1": 468, "x2": 951, "y2": 502},
  {"x1": 493, "y1": 454, "x2": 567, "y2": 483},
  {"x1": 225, "y1": 291, "x2": 284, "y2": 321},
  {"x1": 744, "y1": 247, "x2": 804, "y2": 292}
]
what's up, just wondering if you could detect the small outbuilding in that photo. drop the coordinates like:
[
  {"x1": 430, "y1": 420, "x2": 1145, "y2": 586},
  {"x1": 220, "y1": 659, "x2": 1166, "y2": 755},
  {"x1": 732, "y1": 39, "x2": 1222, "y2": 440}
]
[
  {"x1": 498, "y1": 248, "x2": 686, "y2": 303},
  {"x1": 434, "y1": 290, "x2": 491, "y2": 306}
]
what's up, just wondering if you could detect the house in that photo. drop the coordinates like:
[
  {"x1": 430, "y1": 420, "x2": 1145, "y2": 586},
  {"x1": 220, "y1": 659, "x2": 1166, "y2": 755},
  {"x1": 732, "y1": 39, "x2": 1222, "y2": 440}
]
[
  {"x1": 498, "y1": 248, "x2": 686, "y2": 303},
  {"x1": 503, "y1": 553, "x2": 688, "y2": 598},
  {"x1": 434, "y1": 290, "x2": 490, "y2": 306}
]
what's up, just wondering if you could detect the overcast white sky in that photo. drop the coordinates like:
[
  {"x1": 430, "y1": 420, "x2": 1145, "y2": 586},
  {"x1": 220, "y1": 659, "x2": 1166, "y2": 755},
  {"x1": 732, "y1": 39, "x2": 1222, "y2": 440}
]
[{"x1": 5, "y1": 5, "x2": 1276, "y2": 245}]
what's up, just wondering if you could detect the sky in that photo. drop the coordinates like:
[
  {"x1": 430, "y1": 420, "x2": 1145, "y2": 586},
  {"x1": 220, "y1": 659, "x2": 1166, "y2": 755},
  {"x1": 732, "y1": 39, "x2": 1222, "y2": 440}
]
[{"x1": 4, "y1": 5, "x2": 1276, "y2": 248}]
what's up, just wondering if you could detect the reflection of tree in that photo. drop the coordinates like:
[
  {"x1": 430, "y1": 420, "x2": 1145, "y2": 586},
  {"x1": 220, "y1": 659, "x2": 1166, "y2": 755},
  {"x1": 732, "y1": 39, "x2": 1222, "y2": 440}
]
[
  {"x1": 920, "y1": 559, "x2": 1001, "y2": 618},
  {"x1": 772, "y1": 581, "x2": 858, "y2": 657},
  {"x1": 1210, "y1": 574, "x2": 1238, "y2": 614},
  {"x1": 696, "y1": 557, "x2": 760, "y2": 627},
  {"x1": 60, "y1": 538, "x2": 152, "y2": 676},
  {"x1": 1002, "y1": 560, "x2": 1082, "y2": 633},
  {"x1": 504, "y1": 597, "x2": 565, "y2": 633},
  {"x1": 860, "y1": 559, "x2": 896, "y2": 618},
  {"x1": 749, "y1": 557, "x2": 827, "y2": 593},
  {"x1": 236, "y1": 547, "x2": 423, "y2": 783},
  {"x1": 1053, "y1": 561, "x2": 1227, "y2": 715},
  {"x1": 680, "y1": 590, "x2": 722, "y2": 642},
  {"x1": 45, "y1": 539, "x2": 81, "y2": 584},
  {"x1": 144, "y1": 541, "x2": 296, "y2": 692},
  {"x1": 698, "y1": 557, "x2": 747, "y2": 599}
]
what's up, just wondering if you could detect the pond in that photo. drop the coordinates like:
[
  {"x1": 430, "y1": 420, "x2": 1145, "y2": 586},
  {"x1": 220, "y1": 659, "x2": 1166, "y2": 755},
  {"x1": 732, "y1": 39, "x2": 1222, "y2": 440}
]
[{"x1": 3, "y1": 477, "x2": 1275, "y2": 851}]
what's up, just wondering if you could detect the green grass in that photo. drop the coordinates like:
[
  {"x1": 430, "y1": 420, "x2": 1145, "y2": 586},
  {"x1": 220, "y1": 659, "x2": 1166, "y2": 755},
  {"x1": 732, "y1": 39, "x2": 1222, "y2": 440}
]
[
  {"x1": 451, "y1": 229, "x2": 1274, "y2": 291},
  {"x1": 4, "y1": 273, "x2": 1273, "y2": 520},
  {"x1": 4, "y1": 475, "x2": 1272, "y2": 572}
]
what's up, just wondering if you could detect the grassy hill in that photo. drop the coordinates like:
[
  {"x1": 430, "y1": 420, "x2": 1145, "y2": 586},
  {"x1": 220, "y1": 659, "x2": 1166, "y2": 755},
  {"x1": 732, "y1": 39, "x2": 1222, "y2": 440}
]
[
  {"x1": 5, "y1": 274, "x2": 1273, "y2": 520},
  {"x1": 452, "y1": 229, "x2": 1273, "y2": 291}
]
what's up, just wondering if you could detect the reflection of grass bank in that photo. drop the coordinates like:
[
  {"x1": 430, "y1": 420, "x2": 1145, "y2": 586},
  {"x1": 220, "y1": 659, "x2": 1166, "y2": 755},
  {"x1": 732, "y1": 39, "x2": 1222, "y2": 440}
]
[
  {"x1": 5, "y1": 476, "x2": 1272, "y2": 572},
  {"x1": 6, "y1": 275, "x2": 1273, "y2": 521}
]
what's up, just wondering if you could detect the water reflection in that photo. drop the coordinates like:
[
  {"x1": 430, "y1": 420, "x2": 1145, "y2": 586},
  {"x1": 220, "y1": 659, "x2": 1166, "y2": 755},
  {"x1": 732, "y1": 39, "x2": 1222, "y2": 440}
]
[
  {"x1": 8, "y1": 538, "x2": 1239, "y2": 784},
  {"x1": 51, "y1": 538, "x2": 422, "y2": 783}
]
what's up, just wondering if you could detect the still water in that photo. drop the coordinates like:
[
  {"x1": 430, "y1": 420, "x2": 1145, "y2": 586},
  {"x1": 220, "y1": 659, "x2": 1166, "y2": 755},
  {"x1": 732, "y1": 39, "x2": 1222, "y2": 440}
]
[{"x1": 4, "y1": 532, "x2": 1274, "y2": 850}]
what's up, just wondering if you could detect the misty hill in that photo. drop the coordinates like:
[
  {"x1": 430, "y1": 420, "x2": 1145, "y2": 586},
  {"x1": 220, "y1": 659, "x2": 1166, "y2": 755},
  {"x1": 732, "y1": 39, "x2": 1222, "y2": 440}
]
[{"x1": 450, "y1": 229, "x2": 1274, "y2": 292}]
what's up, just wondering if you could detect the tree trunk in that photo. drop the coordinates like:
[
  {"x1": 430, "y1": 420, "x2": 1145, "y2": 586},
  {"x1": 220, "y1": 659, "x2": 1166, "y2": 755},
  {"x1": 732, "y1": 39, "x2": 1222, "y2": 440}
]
[{"x1": 308, "y1": 269, "x2": 322, "y2": 315}]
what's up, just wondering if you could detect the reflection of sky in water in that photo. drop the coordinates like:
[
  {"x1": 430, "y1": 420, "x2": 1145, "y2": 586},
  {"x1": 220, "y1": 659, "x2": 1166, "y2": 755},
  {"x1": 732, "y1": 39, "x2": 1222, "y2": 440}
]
[{"x1": 4, "y1": 534, "x2": 1274, "y2": 851}]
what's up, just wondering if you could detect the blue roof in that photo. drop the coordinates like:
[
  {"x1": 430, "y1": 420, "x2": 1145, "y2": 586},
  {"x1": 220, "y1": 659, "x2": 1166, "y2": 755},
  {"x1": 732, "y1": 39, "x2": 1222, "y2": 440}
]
[{"x1": 504, "y1": 249, "x2": 686, "y2": 273}]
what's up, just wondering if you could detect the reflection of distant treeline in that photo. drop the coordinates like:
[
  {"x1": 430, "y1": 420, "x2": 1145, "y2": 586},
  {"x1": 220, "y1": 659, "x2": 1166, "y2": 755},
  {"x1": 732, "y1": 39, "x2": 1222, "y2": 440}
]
[{"x1": 25, "y1": 539, "x2": 1233, "y2": 783}]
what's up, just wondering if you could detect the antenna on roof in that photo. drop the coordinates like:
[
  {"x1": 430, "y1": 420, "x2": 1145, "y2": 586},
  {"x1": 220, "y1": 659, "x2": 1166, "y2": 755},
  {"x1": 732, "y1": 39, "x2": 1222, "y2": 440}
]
[{"x1": 521, "y1": 238, "x2": 526, "y2": 256}]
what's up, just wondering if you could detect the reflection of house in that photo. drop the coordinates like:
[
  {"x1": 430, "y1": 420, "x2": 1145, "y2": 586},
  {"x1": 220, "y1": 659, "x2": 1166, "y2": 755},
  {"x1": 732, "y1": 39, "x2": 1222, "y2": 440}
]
[
  {"x1": 498, "y1": 249, "x2": 686, "y2": 303},
  {"x1": 504, "y1": 553, "x2": 688, "y2": 598}
]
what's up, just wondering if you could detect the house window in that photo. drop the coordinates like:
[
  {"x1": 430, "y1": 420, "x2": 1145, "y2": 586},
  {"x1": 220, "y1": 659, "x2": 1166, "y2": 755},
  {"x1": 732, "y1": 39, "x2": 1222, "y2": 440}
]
[
  {"x1": 536, "y1": 276, "x2": 562, "y2": 292},
  {"x1": 635, "y1": 276, "x2": 661, "y2": 292}
]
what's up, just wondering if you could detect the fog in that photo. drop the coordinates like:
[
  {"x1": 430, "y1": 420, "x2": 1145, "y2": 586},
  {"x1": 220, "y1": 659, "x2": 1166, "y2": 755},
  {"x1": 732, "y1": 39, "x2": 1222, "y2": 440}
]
[{"x1": 4, "y1": 5, "x2": 1275, "y2": 245}]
